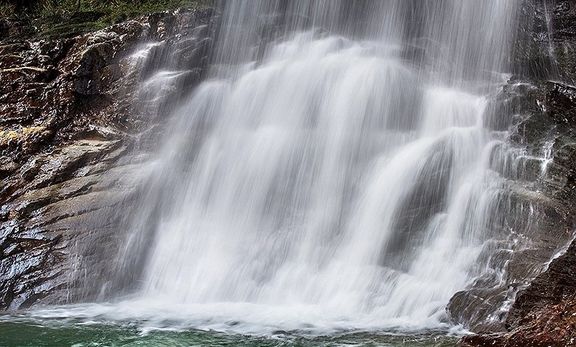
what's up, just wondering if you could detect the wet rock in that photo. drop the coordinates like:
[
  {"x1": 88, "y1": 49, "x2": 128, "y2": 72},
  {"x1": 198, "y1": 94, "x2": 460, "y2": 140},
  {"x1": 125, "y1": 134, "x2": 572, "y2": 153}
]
[
  {"x1": 0, "y1": 8, "x2": 216, "y2": 310},
  {"x1": 455, "y1": 1, "x2": 576, "y2": 342},
  {"x1": 449, "y1": 11, "x2": 576, "y2": 333},
  {"x1": 460, "y1": 243, "x2": 576, "y2": 346},
  {"x1": 0, "y1": 126, "x2": 54, "y2": 154},
  {"x1": 0, "y1": 156, "x2": 20, "y2": 179},
  {"x1": 74, "y1": 43, "x2": 115, "y2": 94}
]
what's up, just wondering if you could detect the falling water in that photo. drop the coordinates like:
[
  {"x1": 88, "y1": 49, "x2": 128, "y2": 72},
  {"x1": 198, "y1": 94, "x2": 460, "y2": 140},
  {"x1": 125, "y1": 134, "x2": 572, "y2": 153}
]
[{"x1": 104, "y1": 0, "x2": 522, "y2": 334}]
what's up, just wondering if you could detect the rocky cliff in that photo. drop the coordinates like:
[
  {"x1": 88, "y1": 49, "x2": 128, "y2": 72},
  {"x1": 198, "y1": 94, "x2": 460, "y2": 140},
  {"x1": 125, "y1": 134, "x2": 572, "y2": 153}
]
[
  {"x1": 459, "y1": 0, "x2": 576, "y2": 345},
  {"x1": 0, "y1": 7, "x2": 215, "y2": 309}
]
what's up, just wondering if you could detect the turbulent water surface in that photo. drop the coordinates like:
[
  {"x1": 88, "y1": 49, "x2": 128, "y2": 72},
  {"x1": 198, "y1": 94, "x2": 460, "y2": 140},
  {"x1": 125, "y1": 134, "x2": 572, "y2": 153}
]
[{"x1": 2, "y1": 0, "x2": 531, "y2": 345}]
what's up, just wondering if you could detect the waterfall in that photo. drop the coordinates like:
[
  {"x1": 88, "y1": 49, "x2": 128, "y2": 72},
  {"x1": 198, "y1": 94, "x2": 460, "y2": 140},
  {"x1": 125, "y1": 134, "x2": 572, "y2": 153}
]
[{"x1": 108, "y1": 0, "x2": 522, "y2": 333}]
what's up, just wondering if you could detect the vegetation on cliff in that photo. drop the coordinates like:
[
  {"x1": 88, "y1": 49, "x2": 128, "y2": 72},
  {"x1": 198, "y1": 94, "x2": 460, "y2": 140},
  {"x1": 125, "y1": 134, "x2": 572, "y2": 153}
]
[{"x1": 0, "y1": 0, "x2": 212, "y2": 39}]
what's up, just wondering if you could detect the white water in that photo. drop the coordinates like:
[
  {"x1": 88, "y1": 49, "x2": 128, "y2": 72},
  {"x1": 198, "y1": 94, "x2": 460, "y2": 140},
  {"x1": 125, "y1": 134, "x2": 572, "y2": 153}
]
[{"x1": 87, "y1": 0, "x2": 524, "y2": 334}]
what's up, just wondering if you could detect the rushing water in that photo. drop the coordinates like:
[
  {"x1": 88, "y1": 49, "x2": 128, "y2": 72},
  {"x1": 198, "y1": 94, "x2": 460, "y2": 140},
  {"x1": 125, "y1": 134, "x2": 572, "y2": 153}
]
[
  {"x1": 113, "y1": 0, "x2": 519, "y2": 332},
  {"x1": 121, "y1": 0, "x2": 518, "y2": 332},
  {"x1": 4, "y1": 0, "x2": 527, "y2": 345}
]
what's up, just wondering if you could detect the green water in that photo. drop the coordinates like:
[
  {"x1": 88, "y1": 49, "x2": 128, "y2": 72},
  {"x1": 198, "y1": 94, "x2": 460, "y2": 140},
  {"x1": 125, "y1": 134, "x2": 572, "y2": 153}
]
[{"x1": 0, "y1": 320, "x2": 458, "y2": 347}]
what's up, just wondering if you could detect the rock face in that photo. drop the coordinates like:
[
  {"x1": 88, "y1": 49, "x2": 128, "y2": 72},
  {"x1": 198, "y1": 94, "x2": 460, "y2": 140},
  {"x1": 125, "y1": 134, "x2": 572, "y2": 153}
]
[
  {"x1": 448, "y1": 78, "x2": 576, "y2": 330},
  {"x1": 0, "y1": 8, "x2": 215, "y2": 310},
  {"x1": 462, "y1": 254, "x2": 576, "y2": 347},
  {"x1": 457, "y1": 0, "x2": 576, "y2": 345},
  {"x1": 460, "y1": 81, "x2": 576, "y2": 346}
]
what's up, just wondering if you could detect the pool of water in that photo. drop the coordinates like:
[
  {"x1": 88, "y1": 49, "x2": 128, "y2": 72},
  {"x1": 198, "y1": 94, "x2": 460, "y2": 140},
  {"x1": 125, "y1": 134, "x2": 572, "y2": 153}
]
[{"x1": 0, "y1": 317, "x2": 459, "y2": 347}]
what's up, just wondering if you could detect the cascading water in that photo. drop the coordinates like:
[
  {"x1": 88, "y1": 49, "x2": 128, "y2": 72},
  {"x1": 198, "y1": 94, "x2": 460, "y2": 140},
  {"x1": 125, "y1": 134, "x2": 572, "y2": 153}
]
[{"x1": 84, "y1": 0, "x2": 524, "y2": 334}]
